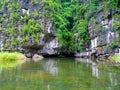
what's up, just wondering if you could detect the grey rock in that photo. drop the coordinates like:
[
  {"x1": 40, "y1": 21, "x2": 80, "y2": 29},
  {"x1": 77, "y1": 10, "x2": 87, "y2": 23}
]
[
  {"x1": 26, "y1": 53, "x2": 32, "y2": 58},
  {"x1": 32, "y1": 54, "x2": 44, "y2": 62}
]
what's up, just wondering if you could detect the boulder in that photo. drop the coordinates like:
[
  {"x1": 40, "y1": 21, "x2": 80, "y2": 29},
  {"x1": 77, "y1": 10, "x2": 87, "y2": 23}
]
[
  {"x1": 32, "y1": 54, "x2": 44, "y2": 62},
  {"x1": 26, "y1": 53, "x2": 32, "y2": 58}
]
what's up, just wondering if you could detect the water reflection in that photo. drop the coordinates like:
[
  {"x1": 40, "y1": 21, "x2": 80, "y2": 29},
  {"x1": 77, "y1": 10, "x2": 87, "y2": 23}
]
[
  {"x1": 92, "y1": 62, "x2": 99, "y2": 78},
  {"x1": 47, "y1": 84, "x2": 50, "y2": 90},
  {"x1": 75, "y1": 58, "x2": 92, "y2": 64},
  {"x1": 0, "y1": 67, "x2": 2, "y2": 74},
  {"x1": 75, "y1": 58, "x2": 99, "y2": 78},
  {"x1": 43, "y1": 59, "x2": 58, "y2": 76},
  {"x1": 0, "y1": 58, "x2": 120, "y2": 90},
  {"x1": 109, "y1": 72, "x2": 118, "y2": 86}
]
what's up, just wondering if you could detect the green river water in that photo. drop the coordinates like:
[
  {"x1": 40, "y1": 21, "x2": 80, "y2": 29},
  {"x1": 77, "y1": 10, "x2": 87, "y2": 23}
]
[{"x1": 0, "y1": 58, "x2": 120, "y2": 90}]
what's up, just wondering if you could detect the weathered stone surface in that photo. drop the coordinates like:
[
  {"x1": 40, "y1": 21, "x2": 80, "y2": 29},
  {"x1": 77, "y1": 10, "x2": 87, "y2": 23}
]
[
  {"x1": 77, "y1": 10, "x2": 119, "y2": 59},
  {"x1": 0, "y1": 0, "x2": 61, "y2": 56},
  {"x1": 0, "y1": 1, "x2": 119, "y2": 58},
  {"x1": 90, "y1": 30, "x2": 118, "y2": 49},
  {"x1": 32, "y1": 54, "x2": 44, "y2": 62},
  {"x1": 0, "y1": 37, "x2": 4, "y2": 50},
  {"x1": 40, "y1": 38, "x2": 60, "y2": 55}
]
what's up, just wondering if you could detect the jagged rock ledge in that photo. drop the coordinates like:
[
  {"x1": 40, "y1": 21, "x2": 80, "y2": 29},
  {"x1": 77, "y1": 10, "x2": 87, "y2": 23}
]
[{"x1": 75, "y1": 48, "x2": 120, "y2": 60}]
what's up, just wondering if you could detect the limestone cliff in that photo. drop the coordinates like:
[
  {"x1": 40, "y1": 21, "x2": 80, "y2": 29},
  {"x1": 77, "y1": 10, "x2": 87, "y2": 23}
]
[
  {"x1": 89, "y1": 9, "x2": 120, "y2": 58},
  {"x1": 0, "y1": 0, "x2": 60, "y2": 57},
  {"x1": 75, "y1": 0, "x2": 120, "y2": 59},
  {"x1": 0, "y1": 0, "x2": 120, "y2": 58}
]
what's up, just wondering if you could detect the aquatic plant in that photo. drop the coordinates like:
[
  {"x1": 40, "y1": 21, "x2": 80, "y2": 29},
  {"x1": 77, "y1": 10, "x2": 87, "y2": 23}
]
[{"x1": 0, "y1": 52, "x2": 26, "y2": 68}]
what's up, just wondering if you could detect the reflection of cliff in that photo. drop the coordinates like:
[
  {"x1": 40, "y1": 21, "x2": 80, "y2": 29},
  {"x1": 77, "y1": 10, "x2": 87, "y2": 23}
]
[
  {"x1": 92, "y1": 62, "x2": 99, "y2": 79},
  {"x1": 43, "y1": 59, "x2": 58, "y2": 76},
  {"x1": 75, "y1": 58, "x2": 92, "y2": 64},
  {"x1": 75, "y1": 58, "x2": 99, "y2": 78},
  {"x1": 109, "y1": 72, "x2": 118, "y2": 86}
]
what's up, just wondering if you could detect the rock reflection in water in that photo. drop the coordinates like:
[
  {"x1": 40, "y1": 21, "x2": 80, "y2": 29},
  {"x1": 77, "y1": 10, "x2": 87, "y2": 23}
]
[
  {"x1": 75, "y1": 58, "x2": 92, "y2": 64},
  {"x1": 109, "y1": 72, "x2": 118, "y2": 86},
  {"x1": 92, "y1": 62, "x2": 99, "y2": 78},
  {"x1": 43, "y1": 59, "x2": 58, "y2": 76},
  {"x1": 75, "y1": 58, "x2": 99, "y2": 78},
  {"x1": 0, "y1": 58, "x2": 120, "y2": 90},
  {"x1": 0, "y1": 67, "x2": 2, "y2": 74},
  {"x1": 47, "y1": 84, "x2": 50, "y2": 90}
]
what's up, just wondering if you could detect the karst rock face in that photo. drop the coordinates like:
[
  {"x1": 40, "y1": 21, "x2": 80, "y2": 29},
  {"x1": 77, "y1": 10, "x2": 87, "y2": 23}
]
[
  {"x1": 75, "y1": 8, "x2": 120, "y2": 58},
  {"x1": 88, "y1": 9, "x2": 120, "y2": 56},
  {"x1": 0, "y1": 0, "x2": 120, "y2": 58},
  {"x1": 0, "y1": 0, "x2": 60, "y2": 57}
]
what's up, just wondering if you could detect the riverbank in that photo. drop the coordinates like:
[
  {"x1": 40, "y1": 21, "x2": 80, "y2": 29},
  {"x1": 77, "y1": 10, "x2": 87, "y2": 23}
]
[{"x1": 75, "y1": 48, "x2": 120, "y2": 60}]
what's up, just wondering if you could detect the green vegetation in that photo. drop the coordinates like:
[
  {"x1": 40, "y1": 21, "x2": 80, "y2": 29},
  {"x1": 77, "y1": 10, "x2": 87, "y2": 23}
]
[
  {"x1": 0, "y1": 52, "x2": 26, "y2": 68},
  {"x1": 0, "y1": 0, "x2": 119, "y2": 53},
  {"x1": 109, "y1": 41, "x2": 118, "y2": 49},
  {"x1": 109, "y1": 55, "x2": 120, "y2": 62},
  {"x1": 113, "y1": 14, "x2": 120, "y2": 42}
]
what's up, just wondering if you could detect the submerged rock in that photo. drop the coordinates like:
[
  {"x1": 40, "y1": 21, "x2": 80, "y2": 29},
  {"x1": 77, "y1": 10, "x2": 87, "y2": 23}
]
[{"x1": 32, "y1": 54, "x2": 44, "y2": 62}]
